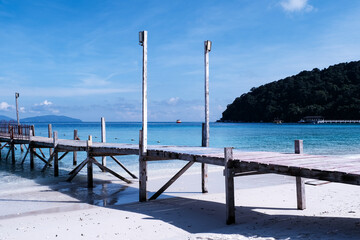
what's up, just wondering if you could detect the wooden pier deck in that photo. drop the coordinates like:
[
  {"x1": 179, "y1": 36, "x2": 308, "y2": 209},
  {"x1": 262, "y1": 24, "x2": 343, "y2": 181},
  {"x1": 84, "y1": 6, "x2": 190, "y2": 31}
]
[{"x1": 1, "y1": 130, "x2": 360, "y2": 224}]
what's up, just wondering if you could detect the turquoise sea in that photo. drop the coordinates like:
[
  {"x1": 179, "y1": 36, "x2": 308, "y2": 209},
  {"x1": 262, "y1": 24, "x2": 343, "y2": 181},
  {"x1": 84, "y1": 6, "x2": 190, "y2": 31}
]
[{"x1": 1, "y1": 122, "x2": 360, "y2": 188}]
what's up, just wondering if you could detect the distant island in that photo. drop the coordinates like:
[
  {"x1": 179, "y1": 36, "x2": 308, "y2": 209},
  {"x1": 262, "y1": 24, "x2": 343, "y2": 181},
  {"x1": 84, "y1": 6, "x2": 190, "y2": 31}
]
[
  {"x1": 0, "y1": 115, "x2": 14, "y2": 121},
  {"x1": 219, "y1": 60, "x2": 360, "y2": 123},
  {"x1": 21, "y1": 115, "x2": 82, "y2": 123}
]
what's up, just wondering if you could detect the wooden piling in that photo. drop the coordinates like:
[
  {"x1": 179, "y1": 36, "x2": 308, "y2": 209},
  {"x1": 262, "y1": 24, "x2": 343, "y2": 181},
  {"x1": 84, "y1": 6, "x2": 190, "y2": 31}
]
[
  {"x1": 29, "y1": 129, "x2": 34, "y2": 169},
  {"x1": 139, "y1": 129, "x2": 147, "y2": 202},
  {"x1": 140, "y1": 30, "x2": 148, "y2": 153},
  {"x1": 101, "y1": 117, "x2": 106, "y2": 171},
  {"x1": 53, "y1": 131, "x2": 59, "y2": 177},
  {"x1": 224, "y1": 147, "x2": 235, "y2": 225},
  {"x1": 295, "y1": 140, "x2": 306, "y2": 210},
  {"x1": 10, "y1": 127, "x2": 15, "y2": 164},
  {"x1": 202, "y1": 40, "x2": 211, "y2": 194},
  {"x1": 87, "y1": 135, "x2": 93, "y2": 188},
  {"x1": 201, "y1": 123, "x2": 208, "y2": 193},
  {"x1": 139, "y1": 30, "x2": 148, "y2": 202},
  {"x1": 73, "y1": 130, "x2": 78, "y2": 165},
  {"x1": 48, "y1": 124, "x2": 52, "y2": 155}
]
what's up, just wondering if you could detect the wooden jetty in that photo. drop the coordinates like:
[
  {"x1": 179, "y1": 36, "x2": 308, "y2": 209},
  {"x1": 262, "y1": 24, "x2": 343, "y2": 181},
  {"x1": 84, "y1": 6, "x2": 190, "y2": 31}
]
[
  {"x1": 2, "y1": 32, "x2": 360, "y2": 225},
  {"x1": 1, "y1": 124, "x2": 360, "y2": 224}
]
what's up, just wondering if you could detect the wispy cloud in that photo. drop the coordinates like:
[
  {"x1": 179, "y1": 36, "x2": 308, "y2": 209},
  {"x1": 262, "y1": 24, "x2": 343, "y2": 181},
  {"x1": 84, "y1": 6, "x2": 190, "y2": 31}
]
[
  {"x1": 30, "y1": 100, "x2": 59, "y2": 114},
  {"x1": 0, "y1": 102, "x2": 13, "y2": 111},
  {"x1": 280, "y1": 0, "x2": 314, "y2": 12}
]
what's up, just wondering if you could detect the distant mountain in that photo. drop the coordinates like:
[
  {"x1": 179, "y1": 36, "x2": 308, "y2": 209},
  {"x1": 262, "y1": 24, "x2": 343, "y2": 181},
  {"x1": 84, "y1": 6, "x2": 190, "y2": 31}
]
[
  {"x1": 0, "y1": 115, "x2": 14, "y2": 121},
  {"x1": 219, "y1": 60, "x2": 360, "y2": 122},
  {"x1": 21, "y1": 115, "x2": 82, "y2": 123}
]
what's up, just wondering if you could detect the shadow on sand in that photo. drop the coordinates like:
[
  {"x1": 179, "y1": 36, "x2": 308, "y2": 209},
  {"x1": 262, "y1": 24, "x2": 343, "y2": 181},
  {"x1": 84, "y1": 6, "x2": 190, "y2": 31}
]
[{"x1": 1, "y1": 150, "x2": 360, "y2": 239}]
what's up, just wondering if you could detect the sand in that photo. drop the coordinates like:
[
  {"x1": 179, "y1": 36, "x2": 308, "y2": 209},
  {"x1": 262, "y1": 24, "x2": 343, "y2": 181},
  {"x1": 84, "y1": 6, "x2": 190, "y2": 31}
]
[{"x1": 0, "y1": 167, "x2": 360, "y2": 240}]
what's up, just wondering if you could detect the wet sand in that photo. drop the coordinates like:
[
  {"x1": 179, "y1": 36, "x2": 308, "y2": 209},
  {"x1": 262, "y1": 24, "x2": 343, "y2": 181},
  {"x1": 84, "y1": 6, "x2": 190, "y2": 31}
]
[{"x1": 0, "y1": 168, "x2": 360, "y2": 239}]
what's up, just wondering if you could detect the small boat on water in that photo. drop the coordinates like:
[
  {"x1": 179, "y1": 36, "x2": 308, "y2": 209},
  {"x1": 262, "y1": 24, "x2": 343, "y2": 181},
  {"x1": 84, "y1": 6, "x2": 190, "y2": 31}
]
[{"x1": 176, "y1": 119, "x2": 181, "y2": 123}]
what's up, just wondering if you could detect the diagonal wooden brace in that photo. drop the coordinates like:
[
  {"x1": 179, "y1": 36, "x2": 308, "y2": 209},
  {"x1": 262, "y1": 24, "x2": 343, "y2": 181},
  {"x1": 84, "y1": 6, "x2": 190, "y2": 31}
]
[{"x1": 149, "y1": 161, "x2": 195, "y2": 201}]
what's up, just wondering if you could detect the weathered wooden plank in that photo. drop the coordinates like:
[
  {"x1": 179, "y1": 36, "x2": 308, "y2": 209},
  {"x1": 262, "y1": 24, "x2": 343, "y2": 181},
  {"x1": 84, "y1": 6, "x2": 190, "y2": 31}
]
[
  {"x1": 67, "y1": 158, "x2": 88, "y2": 182},
  {"x1": 87, "y1": 136, "x2": 93, "y2": 188},
  {"x1": 110, "y1": 155, "x2": 137, "y2": 179},
  {"x1": 91, "y1": 158, "x2": 132, "y2": 184},
  {"x1": 20, "y1": 146, "x2": 30, "y2": 165},
  {"x1": 33, "y1": 150, "x2": 50, "y2": 165},
  {"x1": 149, "y1": 161, "x2": 195, "y2": 201},
  {"x1": 58, "y1": 151, "x2": 69, "y2": 161},
  {"x1": 225, "y1": 147, "x2": 235, "y2": 225}
]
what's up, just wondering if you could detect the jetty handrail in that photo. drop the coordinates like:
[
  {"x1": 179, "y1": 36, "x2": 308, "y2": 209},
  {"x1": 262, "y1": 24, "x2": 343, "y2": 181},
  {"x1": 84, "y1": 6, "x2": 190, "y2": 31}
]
[{"x1": 0, "y1": 121, "x2": 31, "y2": 140}]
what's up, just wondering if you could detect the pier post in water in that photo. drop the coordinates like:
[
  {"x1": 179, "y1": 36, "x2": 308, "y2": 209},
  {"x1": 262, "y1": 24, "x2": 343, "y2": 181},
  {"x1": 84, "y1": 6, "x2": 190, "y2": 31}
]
[
  {"x1": 201, "y1": 123, "x2": 208, "y2": 193},
  {"x1": 295, "y1": 140, "x2": 306, "y2": 210},
  {"x1": 53, "y1": 131, "x2": 59, "y2": 177},
  {"x1": 101, "y1": 117, "x2": 106, "y2": 171},
  {"x1": 224, "y1": 147, "x2": 235, "y2": 225},
  {"x1": 73, "y1": 130, "x2": 78, "y2": 165},
  {"x1": 29, "y1": 129, "x2": 34, "y2": 169},
  {"x1": 139, "y1": 130, "x2": 147, "y2": 201},
  {"x1": 48, "y1": 124, "x2": 52, "y2": 155},
  {"x1": 87, "y1": 135, "x2": 93, "y2": 188}
]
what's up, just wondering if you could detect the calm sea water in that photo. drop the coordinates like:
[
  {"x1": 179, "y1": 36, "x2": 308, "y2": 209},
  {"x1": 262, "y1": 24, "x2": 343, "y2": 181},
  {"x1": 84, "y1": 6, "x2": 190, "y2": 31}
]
[{"x1": 1, "y1": 122, "x2": 360, "y2": 188}]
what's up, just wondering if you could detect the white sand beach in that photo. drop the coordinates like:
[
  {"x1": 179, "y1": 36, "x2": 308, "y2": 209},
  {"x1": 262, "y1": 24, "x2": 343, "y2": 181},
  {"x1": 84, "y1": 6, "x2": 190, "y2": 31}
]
[{"x1": 0, "y1": 168, "x2": 360, "y2": 240}]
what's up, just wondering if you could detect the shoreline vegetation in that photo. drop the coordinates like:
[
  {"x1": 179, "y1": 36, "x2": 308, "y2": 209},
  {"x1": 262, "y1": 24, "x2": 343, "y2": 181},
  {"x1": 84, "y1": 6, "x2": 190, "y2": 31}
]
[{"x1": 219, "y1": 60, "x2": 360, "y2": 123}]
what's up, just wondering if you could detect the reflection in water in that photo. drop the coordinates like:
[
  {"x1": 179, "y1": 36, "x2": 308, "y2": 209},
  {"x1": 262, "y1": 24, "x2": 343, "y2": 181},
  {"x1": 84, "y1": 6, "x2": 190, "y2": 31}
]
[{"x1": 56, "y1": 181, "x2": 130, "y2": 207}]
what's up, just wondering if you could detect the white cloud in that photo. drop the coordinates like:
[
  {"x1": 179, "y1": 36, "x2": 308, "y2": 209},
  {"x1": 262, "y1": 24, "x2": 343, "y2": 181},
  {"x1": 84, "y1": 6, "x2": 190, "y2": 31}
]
[
  {"x1": 19, "y1": 107, "x2": 25, "y2": 113},
  {"x1": 0, "y1": 102, "x2": 13, "y2": 111},
  {"x1": 280, "y1": 0, "x2": 313, "y2": 12},
  {"x1": 41, "y1": 100, "x2": 52, "y2": 106},
  {"x1": 167, "y1": 97, "x2": 180, "y2": 105}
]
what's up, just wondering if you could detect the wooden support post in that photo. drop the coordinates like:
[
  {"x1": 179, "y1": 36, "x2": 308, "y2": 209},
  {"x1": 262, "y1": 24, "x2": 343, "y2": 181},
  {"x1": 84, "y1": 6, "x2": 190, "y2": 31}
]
[
  {"x1": 0, "y1": 143, "x2": 2, "y2": 159},
  {"x1": 139, "y1": 30, "x2": 148, "y2": 202},
  {"x1": 202, "y1": 40, "x2": 211, "y2": 194},
  {"x1": 201, "y1": 123, "x2": 208, "y2": 193},
  {"x1": 87, "y1": 136, "x2": 93, "y2": 188},
  {"x1": 53, "y1": 131, "x2": 59, "y2": 177},
  {"x1": 48, "y1": 124, "x2": 53, "y2": 155},
  {"x1": 11, "y1": 141, "x2": 15, "y2": 164},
  {"x1": 73, "y1": 130, "x2": 78, "y2": 165},
  {"x1": 224, "y1": 147, "x2": 235, "y2": 225},
  {"x1": 29, "y1": 129, "x2": 34, "y2": 169},
  {"x1": 101, "y1": 117, "x2": 106, "y2": 171},
  {"x1": 295, "y1": 140, "x2": 306, "y2": 210},
  {"x1": 30, "y1": 145, "x2": 34, "y2": 169},
  {"x1": 139, "y1": 129, "x2": 147, "y2": 202}
]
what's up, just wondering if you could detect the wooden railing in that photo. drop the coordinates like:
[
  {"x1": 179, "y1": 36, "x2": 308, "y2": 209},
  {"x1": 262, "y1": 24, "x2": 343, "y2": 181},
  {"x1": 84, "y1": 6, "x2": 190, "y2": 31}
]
[{"x1": 0, "y1": 121, "x2": 31, "y2": 140}]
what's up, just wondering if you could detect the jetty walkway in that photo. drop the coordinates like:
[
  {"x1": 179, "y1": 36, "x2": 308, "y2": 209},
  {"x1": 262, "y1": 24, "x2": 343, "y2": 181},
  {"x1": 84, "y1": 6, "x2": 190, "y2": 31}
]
[{"x1": 1, "y1": 122, "x2": 360, "y2": 224}]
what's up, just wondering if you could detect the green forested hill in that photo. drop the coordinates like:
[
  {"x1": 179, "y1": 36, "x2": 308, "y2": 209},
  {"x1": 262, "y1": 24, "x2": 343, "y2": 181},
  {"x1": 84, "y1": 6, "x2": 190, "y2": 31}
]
[{"x1": 219, "y1": 61, "x2": 360, "y2": 122}]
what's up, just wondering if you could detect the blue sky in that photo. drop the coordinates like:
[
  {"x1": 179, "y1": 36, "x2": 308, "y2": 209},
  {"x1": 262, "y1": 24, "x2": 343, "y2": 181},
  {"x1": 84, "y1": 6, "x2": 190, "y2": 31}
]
[{"x1": 0, "y1": 0, "x2": 360, "y2": 122}]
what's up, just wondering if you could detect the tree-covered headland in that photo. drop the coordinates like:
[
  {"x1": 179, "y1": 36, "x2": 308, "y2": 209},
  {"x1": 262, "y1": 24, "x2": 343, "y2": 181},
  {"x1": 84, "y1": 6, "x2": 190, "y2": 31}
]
[{"x1": 219, "y1": 61, "x2": 360, "y2": 122}]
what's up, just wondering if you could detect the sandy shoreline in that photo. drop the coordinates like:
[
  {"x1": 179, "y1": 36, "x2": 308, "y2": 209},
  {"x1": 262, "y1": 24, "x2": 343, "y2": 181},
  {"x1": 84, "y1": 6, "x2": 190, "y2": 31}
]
[{"x1": 0, "y1": 169, "x2": 360, "y2": 240}]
